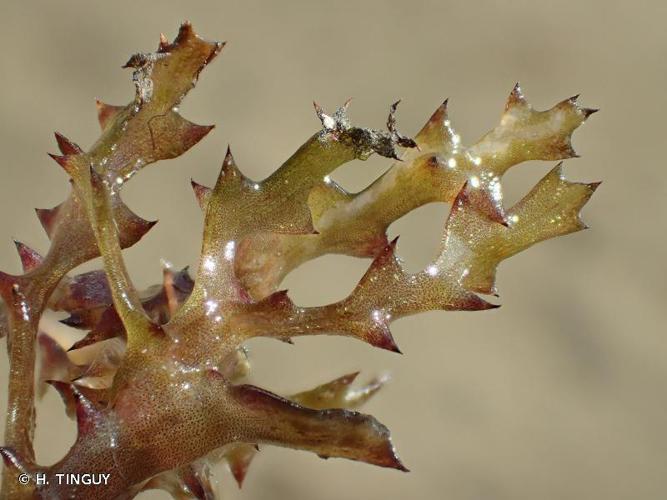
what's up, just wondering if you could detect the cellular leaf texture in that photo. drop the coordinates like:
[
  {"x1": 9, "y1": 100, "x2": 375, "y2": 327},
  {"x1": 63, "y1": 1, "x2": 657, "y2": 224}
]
[{"x1": 0, "y1": 24, "x2": 599, "y2": 499}]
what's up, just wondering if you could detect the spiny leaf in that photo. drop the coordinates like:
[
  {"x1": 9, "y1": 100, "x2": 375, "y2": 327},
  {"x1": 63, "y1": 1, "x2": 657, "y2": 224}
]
[
  {"x1": 224, "y1": 444, "x2": 257, "y2": 489},
  {"x1": 234, "y1": 87, "x2": 597, "y2": 299},
  {"x1": 0, "y1": 23, "x2": 220, "y2": 497},
  {"x1": 2, "y1": 22, "x2": 600, "y2": 500},
  {"x1": 95, "y1": 100, "x2": 124, "y2": 131},
  {"x1": 13, "y1": 241, "x2": 43, "y2": 273},
  {"x1": 439, "y1": 162, "x2": 600, "y2": 294},
  {"x1": 469, "y1": 84, "x2": 598, "y2": 174},
  {"x1": 221, "y1": 372, "x2": 386, "y2": 489},
  {"x1": 54, "y1": 132, "x2": 83, "y2": 155},
  {"x1": 228, "y1": 384, "x2": 407, "y2": 471},
  {"x1": 191, "y1": 179, "x2": 212, "y2": 210},
  {"x1": 170, "y1": 103, "x2": 418, "y2": 336},
  {"x1": 228, "y1": 237, "x2": 495, "y2": 353}
]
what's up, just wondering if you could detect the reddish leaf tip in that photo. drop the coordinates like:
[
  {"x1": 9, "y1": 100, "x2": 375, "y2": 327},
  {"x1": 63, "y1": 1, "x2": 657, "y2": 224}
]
[
  {"x1": 190, "y1": 179, "x2": 212, "y2": 210},
  {"x1": 374, "y1": 330, "x2": 402, "y2": 354},
  {"x1": 389, "y1": 235, "x2": 400, "y2": 248},
  {"x1": 13, "y1": 240, "x2": 43, "y2": 272},
  {"x1": 48, "y1": 153, "x2": 75, "y2": 175},
  {"x1": 222, "y1": 145, "x2": 238, "y2": 172},
  {"x1": 582, "y1": 107, "x2": 599, "y2": 119},
  {"x1": 34, "y1": 205, "x2": 61, "y2": 239},
  {"x1": 341, "y1": 371, "x2": 361, "y2": 384},
  {"x1": 588, "y1": 180, "x2": 602, "y2": 192},
  {"x1": 95, "y1": 99, "x2": 124, "y2": 130},
  {"x1": 54, "y1": 132, "x2": 83, "y2": 155},
  {"x1": 457, "y1": 291, "x2": 501, "y2": 311},
  {"x1": 506, "y1": 82, "x2": 527, "y2": 110},
  {"x1": 394, "y1": 460, "x2": 410, "y2": 473}
]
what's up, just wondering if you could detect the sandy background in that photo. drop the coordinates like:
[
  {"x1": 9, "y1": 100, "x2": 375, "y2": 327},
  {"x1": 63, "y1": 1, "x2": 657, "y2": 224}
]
[{"x1": 0, "y1": 1, "x2": 664, "y2": 499}]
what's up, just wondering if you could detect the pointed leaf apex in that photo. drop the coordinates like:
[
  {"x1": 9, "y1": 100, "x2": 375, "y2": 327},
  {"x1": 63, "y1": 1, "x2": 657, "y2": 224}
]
[
  {"x1": 377, "y1": 331, "x2": 402, "y2": 354},
  {"x1": 389, "y1": 235, "x2": 400, "y2": 249},
  {"x1": 54, "y1": 132, "x2": 83, "y2": 155},
  {"x1": 13, "y1": 240, "x2": 43, "y2": 272},
  {"x1": 582, "y1": 107, "x2": 599, "y2": 119},
  {"x1": 415, "y1": 99, "x2": 455, "y2": 152},
  {"x1": 35, "y1": 205, "x2": 60, "y2": 239},
  {"x1": 61, "y1": 316, "x2": 83, "y2": 329},
  {"x1": 314, "y1": 101, "x2": 337, "y2": 130},
  {"x1": 190, "y1": 179, "x2": 212, "y2": 210},
  {"x1": 432, "y1": 98, "x2": 450, "y2": 123},
  {"x1": 340, "y1": 371, "x2": 361, "y2": 384},
  {"x1": 48, "y1": 153, "x2": 76, "y2": 176},
  {"x1": 183, "y1": 122, "x2": 215, "y2": 147},
  {"x1": 394, "y1": 459, "x2": 410, "y2": 473},
  {"x1": 95, "y1": 99, "x2": 124, "y2": 130},
  {"x1": 230, "y1": 461, "x2": 249, "y2": 488},
  {"x1": 463, "y1": 179, "x2": 508, "y2": 226},
  {"x1": 588, "y1": 180, "x2": 602, "y2": 192},
  {"x1": 464, "y1": 295, "x2": 500, "y2": 311},
  {"x1": 436, "y1": 98, "x2": 450, "y2": 117},
  {"x1": 179, "y1": 20, "x2": 193, "y2": 34},
  {"x1": 145, "y1": 219, "x2": 159, "y2": 231},
  {"x1": 126, "y1": 213, "x2": 158, "y2": 244},
  {"x1": 158, "y1": 32, "x2": 169, "y2": 50},
  {"x1": 506, "y1": 82, "x2": 528, "y2": 111},
  {"x1": 223, "y1": 145, "x2": 237, "y2": 169},
  {"x1": 225, "y1": 444, "x2": 258, "y2": 489}
]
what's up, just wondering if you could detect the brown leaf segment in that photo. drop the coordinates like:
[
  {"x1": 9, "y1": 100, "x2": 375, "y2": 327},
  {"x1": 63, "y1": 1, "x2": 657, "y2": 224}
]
[
  {"x1": 0, "y1": 22, "x2": 221, "y2": 498},
  {"x1": 234, "y1": 85, "x2": 597, "y2": 298},
  {"x1": 0, "y1": 23, "x2": 598, "y2": 500}
]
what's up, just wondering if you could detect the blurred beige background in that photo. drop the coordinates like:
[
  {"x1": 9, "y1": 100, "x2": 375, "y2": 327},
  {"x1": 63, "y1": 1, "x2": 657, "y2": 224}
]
[{"x1": 0, "y1": 1, "x2": 664, "y2": 499}]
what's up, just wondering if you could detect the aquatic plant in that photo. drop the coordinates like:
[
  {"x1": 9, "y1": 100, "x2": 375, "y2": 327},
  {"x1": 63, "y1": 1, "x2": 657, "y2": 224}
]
[{"x1": 0, "y1": 23, "x2": 598, "y2": 499}]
